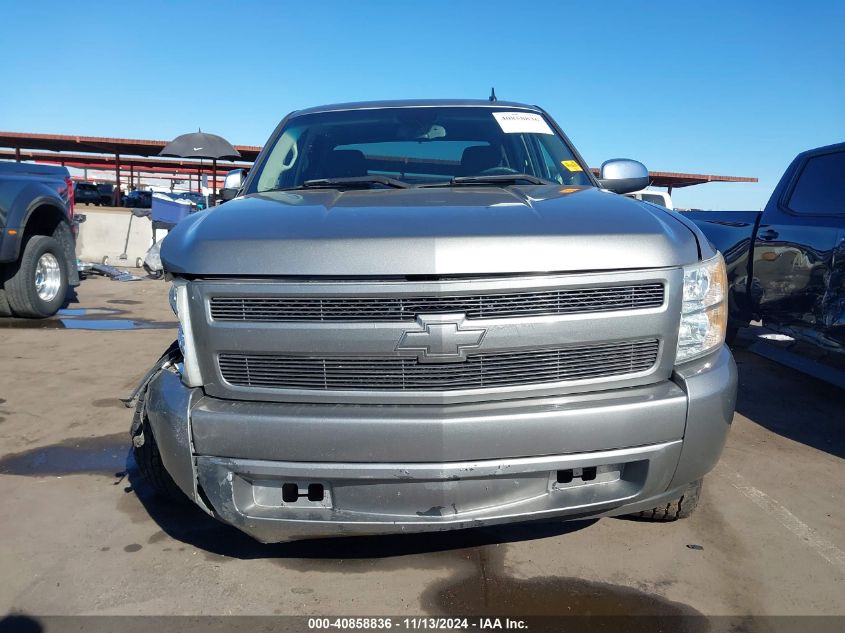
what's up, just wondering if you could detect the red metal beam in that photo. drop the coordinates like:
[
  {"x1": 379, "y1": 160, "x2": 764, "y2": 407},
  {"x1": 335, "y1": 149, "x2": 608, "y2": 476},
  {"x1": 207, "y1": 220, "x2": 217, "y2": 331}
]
[
  {"x1": 1, "y1": 142, "x2": 759, "y2": 189},
  {"x1": 50, "y1": 161, "x2": 225, "y2": 178},
  {"x1": 0, "y1": 150, "x2": 249, "y2": 175},
  {"x1": 0, "y1": 130, "x2": 261, "y2": 161},
  {"x1": 590, "y1": 168, "x2": 757, "y2": 187}
]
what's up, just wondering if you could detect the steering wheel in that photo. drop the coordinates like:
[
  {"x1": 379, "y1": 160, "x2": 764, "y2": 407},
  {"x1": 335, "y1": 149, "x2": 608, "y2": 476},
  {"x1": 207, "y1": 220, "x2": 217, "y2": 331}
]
[{"x1": 478, "y1": 166, "x2": 520, "y2": 176}]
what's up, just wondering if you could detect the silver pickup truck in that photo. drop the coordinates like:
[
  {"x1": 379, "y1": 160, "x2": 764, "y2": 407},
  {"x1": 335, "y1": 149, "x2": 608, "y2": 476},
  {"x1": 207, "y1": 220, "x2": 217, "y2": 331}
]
[{"x1": 130, "y1": 100, "x2": 737, "y2": 543}]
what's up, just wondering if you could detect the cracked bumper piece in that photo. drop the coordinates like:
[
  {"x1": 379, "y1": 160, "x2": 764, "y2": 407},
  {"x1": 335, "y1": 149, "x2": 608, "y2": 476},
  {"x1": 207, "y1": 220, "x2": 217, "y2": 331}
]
[
  {"x1": 145, "y1": 347, "x2": 736, "y2": 543},
  {"x1": 196, "y1": 442, "x2": 684, "y2": 542}
]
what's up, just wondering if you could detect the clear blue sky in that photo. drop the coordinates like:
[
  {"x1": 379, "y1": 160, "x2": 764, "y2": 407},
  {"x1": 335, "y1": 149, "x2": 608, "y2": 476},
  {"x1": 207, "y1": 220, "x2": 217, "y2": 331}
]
[{"x1": 2, "y1": 1, "x2": 842, "y2": 209}]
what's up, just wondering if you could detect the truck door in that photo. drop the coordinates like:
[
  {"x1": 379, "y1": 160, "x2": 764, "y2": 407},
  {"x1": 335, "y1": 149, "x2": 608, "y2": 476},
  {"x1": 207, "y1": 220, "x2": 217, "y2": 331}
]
[{"x1": 752, "y1": 146, "x2": 845, "y2": 344}]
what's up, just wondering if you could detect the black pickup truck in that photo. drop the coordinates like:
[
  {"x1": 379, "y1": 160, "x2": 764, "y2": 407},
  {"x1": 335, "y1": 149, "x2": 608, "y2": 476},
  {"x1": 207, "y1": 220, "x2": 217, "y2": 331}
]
[
  {"x1": 0, "y1": 162, "x2": 79, "y2": 317},
  {"x1": 684, "y1": 142, "x2": 844, "y2": 352}
]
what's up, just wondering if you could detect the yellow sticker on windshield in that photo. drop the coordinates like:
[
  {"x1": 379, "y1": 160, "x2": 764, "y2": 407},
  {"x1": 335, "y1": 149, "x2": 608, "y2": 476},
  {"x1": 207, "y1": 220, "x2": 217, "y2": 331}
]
[{"x1": 561, "y1": 160, "x2": 583, "y2": 172}]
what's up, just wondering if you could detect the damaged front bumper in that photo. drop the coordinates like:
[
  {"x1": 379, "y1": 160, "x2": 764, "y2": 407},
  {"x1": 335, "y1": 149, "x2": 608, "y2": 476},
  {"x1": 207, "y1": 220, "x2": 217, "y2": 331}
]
[{"x1": 138, "y1": 347, "x2": 736, "y2": 543}]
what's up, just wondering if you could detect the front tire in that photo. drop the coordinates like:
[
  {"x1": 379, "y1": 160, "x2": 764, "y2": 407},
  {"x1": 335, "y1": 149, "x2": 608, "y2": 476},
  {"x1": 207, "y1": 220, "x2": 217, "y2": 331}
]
[
  {"x1": 0, "y1": 272, "x2": 12, "y2": 317},
  {"x1": 4, "y1": 235, "x2": 69, "y2": 318},
  {"x1": 132, "y1": 393, "x2": 184, "y2": 501},
  {"x1": 634, "y1": 479, "x2": 702, "y2": 521}
]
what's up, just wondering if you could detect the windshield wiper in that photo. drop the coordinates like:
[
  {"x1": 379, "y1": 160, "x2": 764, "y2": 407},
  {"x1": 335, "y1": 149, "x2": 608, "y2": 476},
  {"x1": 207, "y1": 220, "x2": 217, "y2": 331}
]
[
  {"x1": 420, "y1": 173, "x2": 554, "y2": 187},
  {"x1": 452, "y1": 174, "x2": 553, "y2": 186},
  {"x1": 302, "y1": 176, "x2": 411, "y2": 189}
]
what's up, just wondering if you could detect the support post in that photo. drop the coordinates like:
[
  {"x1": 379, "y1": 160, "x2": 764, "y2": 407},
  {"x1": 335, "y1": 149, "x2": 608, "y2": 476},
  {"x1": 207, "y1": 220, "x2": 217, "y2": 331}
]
[{"x1": 115, "y1": 152, "x2": 121, "y2": 206}]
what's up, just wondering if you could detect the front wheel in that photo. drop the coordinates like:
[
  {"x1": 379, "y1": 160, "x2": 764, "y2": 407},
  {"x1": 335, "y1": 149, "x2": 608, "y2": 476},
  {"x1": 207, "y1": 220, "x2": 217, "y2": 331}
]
[
  {"x1": 634, "y1": 479, "x2": 702, "y2": 521},
  {"x1": 131, "y1": 392, "x2": 184, "y2": 501},
  {"x1": 0, "y1": 272, "x2": 12, "y2": 317},
  {"x1": 4, "y1": 235, "x2": 69, "y2": 318}
]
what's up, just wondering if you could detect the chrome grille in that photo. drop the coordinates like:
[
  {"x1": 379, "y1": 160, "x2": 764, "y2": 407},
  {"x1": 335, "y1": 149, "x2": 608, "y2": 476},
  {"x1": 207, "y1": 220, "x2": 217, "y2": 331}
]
[
  {"x1": 209, "y1": 283, "x2": 664, "y2": 322},
  {"x1": 218, "y1": 339, "x2": 660, "y2": 391}
]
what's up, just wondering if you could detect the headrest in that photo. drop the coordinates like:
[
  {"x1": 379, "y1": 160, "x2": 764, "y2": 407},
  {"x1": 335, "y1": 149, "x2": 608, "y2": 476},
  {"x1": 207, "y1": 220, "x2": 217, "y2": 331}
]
[
  {"x1": 324, "y1": 149, "x2": 367, "y2": 178},
  {"x1": 460, "y1": 145, "x2": 500, "y2": 175}
]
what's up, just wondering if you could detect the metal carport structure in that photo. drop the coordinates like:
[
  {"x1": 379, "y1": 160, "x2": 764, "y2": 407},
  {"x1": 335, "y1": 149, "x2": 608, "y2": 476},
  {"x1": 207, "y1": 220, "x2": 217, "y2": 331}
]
[{"x1": 0, "y1": 130, "x2": 757, "y2": 200}]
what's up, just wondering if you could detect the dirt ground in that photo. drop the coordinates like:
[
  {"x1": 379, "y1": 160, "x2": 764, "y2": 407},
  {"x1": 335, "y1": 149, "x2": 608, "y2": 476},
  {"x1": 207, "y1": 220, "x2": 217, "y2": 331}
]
[{"x1": 0, "y1": 276, "x2": 843, "y2": 621}]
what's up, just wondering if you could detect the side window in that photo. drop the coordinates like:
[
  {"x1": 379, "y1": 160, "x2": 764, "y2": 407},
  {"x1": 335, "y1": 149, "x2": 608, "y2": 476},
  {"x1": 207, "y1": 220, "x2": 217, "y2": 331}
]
[
  {"x1": 786, "y1": 151, "x2": 845, "y2": 216},
  {"x1": 256, "y1": 125, "x2": 305, "y2": 192}
]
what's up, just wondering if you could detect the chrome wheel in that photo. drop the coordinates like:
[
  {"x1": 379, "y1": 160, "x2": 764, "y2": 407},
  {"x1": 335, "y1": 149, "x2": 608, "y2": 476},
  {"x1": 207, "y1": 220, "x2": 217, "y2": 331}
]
[{"x1": 34, "y1": 252, "x2": 62, "y2": 302}]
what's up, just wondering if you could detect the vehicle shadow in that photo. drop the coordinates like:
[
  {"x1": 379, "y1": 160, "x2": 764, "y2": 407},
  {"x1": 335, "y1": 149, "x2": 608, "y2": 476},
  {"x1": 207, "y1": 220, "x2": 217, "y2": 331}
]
[
  {"x1": 125, "y1": 453, "x2": 596, "y2": 560},
  {"x1": 730, "y1": 335, "x2": 845, "y2": 459},
  {"x1": 123, "y1": 338, "x2": 843, "y2": 559},
  {"x1": 0, "y1": 615, "x2": 43, "y2": 633},
  {"x1": 61, "y1": 286, "x2": 79, "y2": 309}
]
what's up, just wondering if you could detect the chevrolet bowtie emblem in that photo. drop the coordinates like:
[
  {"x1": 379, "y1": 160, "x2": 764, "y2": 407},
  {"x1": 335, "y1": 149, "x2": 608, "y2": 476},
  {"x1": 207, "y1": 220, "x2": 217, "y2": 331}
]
[{"x1": 396, "y1": 314, "x2": 486, "y2": 363}]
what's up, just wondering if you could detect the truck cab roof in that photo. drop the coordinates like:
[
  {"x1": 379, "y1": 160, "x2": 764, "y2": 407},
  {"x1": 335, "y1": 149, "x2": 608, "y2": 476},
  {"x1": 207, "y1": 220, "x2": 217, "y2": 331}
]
[{"x1": 291, "y1": 99, "x2": 543, "y2": 118}]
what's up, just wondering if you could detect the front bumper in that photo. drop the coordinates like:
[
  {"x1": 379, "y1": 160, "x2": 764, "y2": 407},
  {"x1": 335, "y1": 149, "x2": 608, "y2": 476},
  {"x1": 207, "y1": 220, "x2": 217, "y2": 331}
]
[{"x1": 142, "y1": 347, "x2": 737, "y2": 543}]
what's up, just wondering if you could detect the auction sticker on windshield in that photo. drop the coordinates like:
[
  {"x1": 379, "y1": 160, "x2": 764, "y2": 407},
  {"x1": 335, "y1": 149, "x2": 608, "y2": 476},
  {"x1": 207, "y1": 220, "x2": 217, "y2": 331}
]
[{"x1": 492, "y1": 111, "x2": 554, "y2": 135}]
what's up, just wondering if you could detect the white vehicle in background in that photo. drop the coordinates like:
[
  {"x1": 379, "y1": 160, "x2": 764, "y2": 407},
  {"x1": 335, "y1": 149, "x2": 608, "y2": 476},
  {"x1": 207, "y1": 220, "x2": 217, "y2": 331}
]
[{"x1": 625, "y1": 189, "x2": 673, "y2": 209}]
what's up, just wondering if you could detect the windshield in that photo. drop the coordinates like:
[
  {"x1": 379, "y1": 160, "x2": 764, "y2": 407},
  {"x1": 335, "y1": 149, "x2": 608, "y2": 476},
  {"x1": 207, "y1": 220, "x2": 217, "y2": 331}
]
[{"x1": 251, "y1": 106, "x2": 593, "y2": 192}]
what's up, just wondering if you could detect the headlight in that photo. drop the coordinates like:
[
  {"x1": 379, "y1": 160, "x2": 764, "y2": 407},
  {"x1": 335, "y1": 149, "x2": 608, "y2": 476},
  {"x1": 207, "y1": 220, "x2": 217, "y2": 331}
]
[
  {"x1": 170, "y1": 279, "x2": 203, "y2": 387},
  {"x1": 676, "y1": 253, "x2": 728, "y2": 363},
  {"x1": 168, "y1": 284, "x2": 178, "y2": 315}
]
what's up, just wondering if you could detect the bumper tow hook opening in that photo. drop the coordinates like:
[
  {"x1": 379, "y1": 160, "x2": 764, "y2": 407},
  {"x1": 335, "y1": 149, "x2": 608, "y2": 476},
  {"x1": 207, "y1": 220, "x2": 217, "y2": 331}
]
[
  {"x1": 557, "y1": 467, "x2": 599, "y2": 484},
  {"x1": 557, "y1": 469, "x2": 574, "y2": 484},
  {"x1": 308, "y1": 483, "x2": 325, "y2": 502},
  {"x1": 282, "y1": 483, "x2": 299, "y2": 503}
]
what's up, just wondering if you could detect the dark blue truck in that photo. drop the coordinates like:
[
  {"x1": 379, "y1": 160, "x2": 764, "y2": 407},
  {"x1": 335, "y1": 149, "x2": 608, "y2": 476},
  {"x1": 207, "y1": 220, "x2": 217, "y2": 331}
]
[
  {"x1": 684, "y1": 142, "x2": 845, "y2": 353},
  {"x1": 0, "y1": 162, "x2": 79, "y2": 317}
]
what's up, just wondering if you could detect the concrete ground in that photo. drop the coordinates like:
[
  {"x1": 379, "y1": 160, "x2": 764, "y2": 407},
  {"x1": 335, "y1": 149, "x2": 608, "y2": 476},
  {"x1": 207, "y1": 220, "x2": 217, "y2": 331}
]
[{"x1": 0, "y1": 276, "x2": 843, "y2": 620}]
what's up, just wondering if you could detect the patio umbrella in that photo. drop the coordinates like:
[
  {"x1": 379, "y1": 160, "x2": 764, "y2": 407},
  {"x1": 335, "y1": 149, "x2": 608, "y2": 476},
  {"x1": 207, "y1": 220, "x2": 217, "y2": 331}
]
[{"x1": 159, "y1": 129, "x2": 241, "y2": 197}]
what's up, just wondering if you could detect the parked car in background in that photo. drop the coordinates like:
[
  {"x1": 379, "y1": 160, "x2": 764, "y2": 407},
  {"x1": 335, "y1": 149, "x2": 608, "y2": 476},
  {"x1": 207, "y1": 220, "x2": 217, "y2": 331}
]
[
  {"x1": 73, "y1": 181, "x2": 101, "y2": 206},
  {"x1": 131, "y1": 99, "x2": 737, "y2": 544},
  {"x1": 626, "y1": 189, "x2": 673, "y2": 209},
  {"x1": 0, "y1": 162, "x2": 79, "y2": 317},
  {"x1": 124, "y1": 190, "x2": 152, "y2": 208},
  {"x1": 97, "y1": 183, "x2": 116, "y2": 206},
  {"x1": 684, "y1": 142, "x2": 845, "y2": 351}
]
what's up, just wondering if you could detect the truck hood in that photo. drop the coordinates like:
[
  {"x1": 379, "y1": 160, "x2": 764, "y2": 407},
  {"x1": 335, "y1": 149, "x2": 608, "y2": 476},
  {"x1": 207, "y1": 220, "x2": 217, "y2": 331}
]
[{"x1": 161, "y1": 185, "x2": 700, "y2": 276}]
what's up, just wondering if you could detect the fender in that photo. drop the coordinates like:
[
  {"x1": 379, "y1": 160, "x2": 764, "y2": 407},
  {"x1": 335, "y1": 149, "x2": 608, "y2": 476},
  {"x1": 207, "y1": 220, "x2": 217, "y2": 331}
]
[
  {"x1": 1, "y1": 180, "x2": 67, "y2": 258},
  {"x1": 0, "y1": 181, "x2": 78, "y2": 285},
  {"x1": 681, "y1": 210, "x2": 763, "y2": 326}
]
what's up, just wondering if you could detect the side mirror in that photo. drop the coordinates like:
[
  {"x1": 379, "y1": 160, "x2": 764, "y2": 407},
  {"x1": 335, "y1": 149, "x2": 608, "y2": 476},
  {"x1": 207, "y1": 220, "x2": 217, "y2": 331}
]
[
  {"x1": 598, "y1": 159, "x2": 649, "y2": 194},
  {"x1": 220, "y1": 169, "x2": 246, "y2": 201}
]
